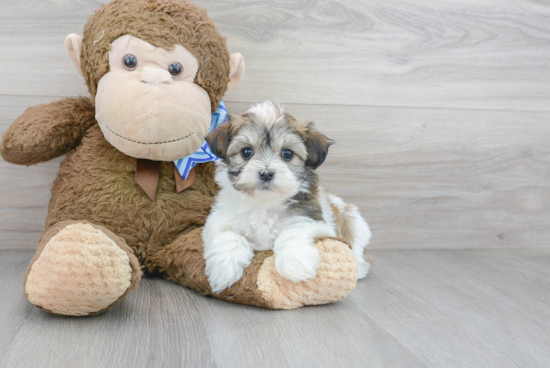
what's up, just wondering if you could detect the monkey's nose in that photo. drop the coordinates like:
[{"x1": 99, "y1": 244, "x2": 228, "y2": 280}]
[{"x1": 140, "y1": 67, "x2": 172, "y2": 84}]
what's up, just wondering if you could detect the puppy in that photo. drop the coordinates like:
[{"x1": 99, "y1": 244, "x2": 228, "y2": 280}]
[{"x1": 202, "y1": 102, "x2": 371, "y2": 293}]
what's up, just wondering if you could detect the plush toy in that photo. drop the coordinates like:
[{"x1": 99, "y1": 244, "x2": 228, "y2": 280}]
[{"x1": 0, "y1": 0, "x2": 362, "y2": 316}]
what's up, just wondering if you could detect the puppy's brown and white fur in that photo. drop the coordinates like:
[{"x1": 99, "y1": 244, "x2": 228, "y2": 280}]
[{"x1": 203, "y1": 102, "x2": 371, "y2": 293}]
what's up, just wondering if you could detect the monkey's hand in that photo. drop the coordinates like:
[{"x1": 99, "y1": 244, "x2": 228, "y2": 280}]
[{"x1": 1, "y1": 97, "x2": 95, "y2": 165}]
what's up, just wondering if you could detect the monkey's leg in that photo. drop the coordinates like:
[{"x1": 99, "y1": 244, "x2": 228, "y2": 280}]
[
  {"x1": 150, "y1": 228, "x2": 360, "y2": 309},
  {"x1": 24, "y1": 221, "x2": 142, "y2": 316}
]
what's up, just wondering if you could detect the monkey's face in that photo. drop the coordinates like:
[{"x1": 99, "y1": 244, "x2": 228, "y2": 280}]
[
  {"x1": 64, "y1": 0, "x2": 245, "y2": 161},
  {"x1": 94, "y1": 35, "x2": 211, "y2": 161}
]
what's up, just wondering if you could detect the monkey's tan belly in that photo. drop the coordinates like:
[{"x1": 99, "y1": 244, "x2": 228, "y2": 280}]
[{"x1": 44, "y1": 124, "x2": 215, "y2": 266}]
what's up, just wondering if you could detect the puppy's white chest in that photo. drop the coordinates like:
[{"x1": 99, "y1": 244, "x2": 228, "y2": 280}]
[{"x1": 236, "y1": 205, "x2": 286, "y2": 251}]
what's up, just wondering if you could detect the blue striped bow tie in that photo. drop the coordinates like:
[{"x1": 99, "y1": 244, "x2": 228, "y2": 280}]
[{"x1": 173, "y1": 101, "x2": 227, "y2": 180}]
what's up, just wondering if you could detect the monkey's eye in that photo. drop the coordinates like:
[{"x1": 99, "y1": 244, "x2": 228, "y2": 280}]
[
  {"x1": 281, "y1": 149, "x2": 294, "y2": 161},
  {"x1": 168, "y1": 62, "x2": 183, "y2": 77},
  {"x1": 123, "y1": 54, "x2": 138, "y2": 70},
  {"x1": 241, "y1": 147, "x2": 254, "y2": 160}
]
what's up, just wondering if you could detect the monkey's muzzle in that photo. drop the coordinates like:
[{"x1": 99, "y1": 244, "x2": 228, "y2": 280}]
[{"x1": 95, "y1": 69, "x2": 212, "y2": 161}]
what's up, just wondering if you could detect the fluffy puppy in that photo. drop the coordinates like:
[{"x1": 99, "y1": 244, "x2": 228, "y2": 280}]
[{"x1": 202, "y1": 102, "x2": 371, "y2": 293}]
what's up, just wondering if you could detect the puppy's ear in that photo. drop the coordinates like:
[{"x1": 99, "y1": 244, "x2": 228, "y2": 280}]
[
  {"x1": 303, "y1": 123, "x2": 334, "y2": 169},
  {"x1": 205, "y1": 121, "x2": 232, "y2": 159}
]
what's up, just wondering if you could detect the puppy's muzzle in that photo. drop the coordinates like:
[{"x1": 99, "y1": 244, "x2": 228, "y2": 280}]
[{"x1": 259, "y1": 170, "x2": 275, "y2": 182}]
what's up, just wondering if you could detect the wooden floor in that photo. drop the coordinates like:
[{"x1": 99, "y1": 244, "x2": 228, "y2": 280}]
[
  {"x1": 0, "y1": 249, "x2": 548, "y2": 368},
  {"x1": 1, "y1": 0, "x2": 550, "y2": 367}
]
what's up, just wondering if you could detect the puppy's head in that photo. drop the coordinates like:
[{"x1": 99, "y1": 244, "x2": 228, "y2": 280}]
[{"x1": 206, "y1": 102, "x2": 333, "y2": 203}]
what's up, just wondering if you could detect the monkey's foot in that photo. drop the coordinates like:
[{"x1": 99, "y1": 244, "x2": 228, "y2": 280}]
[
  {"x1": 24, "y1": 222, "x2": 142, "y2": 316},
  {"x1": 256, "y1": 238, "x2": 359, "y2": 309}
]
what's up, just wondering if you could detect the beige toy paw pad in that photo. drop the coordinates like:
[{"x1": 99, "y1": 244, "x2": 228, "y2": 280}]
[
  {"x1": 256, "y1": 238, "x2": 358, "y2": 309},
  {"x1": 24, "y1": 223, "x2": 134, "y2": 316}
]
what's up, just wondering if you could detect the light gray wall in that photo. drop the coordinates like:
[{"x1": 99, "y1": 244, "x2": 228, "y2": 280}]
[{"x1": 1, "y1": 0, "x2": 549, "y2": 249}]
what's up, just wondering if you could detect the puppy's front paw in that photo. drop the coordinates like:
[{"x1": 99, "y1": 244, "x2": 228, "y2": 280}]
[
  {"x1": 208, "y1": 266, "x2": 244, "y2": 294},
  {"x1": 357, "y1": 256, "x2": 371, "y2": 279},
  {"x1": 204, "y1": 233, "x2": 254, "y2": 293},
  {"x1": 275, "y1": 245, "x2": 320, "y2": 282}
]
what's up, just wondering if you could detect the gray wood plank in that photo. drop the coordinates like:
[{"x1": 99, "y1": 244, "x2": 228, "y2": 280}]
[
  {"x1": 1, "y1": 249, "x2": 549, "y2": 368},
  {"x1": 2, "y1": 96, "x2": 549, "y2": 250},
  {"x1": 0, "y1": 250, "x2": 426, "y2": 368},
  {"x1": 356, "y1": 249, "x2": 550, "y2": 368},
  {"x1": 1, "y1": 0, "x2": 550, "y2": 111}
]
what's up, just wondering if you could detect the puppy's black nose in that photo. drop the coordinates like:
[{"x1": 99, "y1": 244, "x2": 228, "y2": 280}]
[{"x1": 259, "y1": 170, "x2": 275, "y2": 182}]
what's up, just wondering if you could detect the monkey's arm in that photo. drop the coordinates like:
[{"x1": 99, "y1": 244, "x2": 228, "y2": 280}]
[
  {"x1": 150, "y1": 228, "x2": 359, "y2": 309},
  {"x1": 1, "y1": 97, "x2": 96, "y2": 165}
]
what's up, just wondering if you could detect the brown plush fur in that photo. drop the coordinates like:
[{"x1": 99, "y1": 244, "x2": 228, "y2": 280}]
[
  {"x1": 0, "y1": 97, "x2": 96, "y2": 165},
  {"x1": 82, "y1": 0, "x2": 230, "y2": 112},
  {"x1": 42, "y1": 116, "x2": 273, "y2": 308},
  {"x1": 4, "y1": 94, "x2": 276, "y2": 309},
  {"x1": 1, "y1": 0, "x2": 360, "y2": 315}
]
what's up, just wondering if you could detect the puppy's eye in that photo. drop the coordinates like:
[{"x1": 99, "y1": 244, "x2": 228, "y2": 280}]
[
  {"x1": 168, "y1": 62, "x2": 183, "y2": 77},
  {"x1": 123, "y1": 54, "x2": 138, "y2": 70},
  {"x1": 281, "y1": 149, "x2": 294, "y2": 161},
  {"x1": 241, "y1": 147, "x2": 254, "y2": 160}
]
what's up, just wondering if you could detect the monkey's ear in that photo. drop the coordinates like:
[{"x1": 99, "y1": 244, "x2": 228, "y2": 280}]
[
  {"x1": 303, "y1": 124, "x2": 334, "y2": 169},
  {"x1": 206, "y1": 122, "x2": 233, "y2": 159},
  {"x1": 65, "y1": 34, "x2": 83, "y2": 75},
  {"x1": 226, "y1": 53, "x2": 245, "y2": 92}
]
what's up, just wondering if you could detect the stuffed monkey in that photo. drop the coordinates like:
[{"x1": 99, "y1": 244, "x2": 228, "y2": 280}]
[{"x1": 0, "y1": 0, "x2": 360, "y2": 316}]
